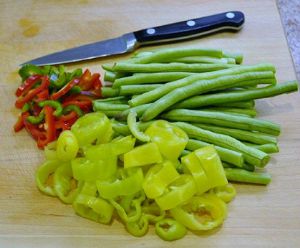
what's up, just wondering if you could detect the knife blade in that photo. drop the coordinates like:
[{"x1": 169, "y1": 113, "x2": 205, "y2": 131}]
[{"x1": 22, "y1": 11, "x2": 244, "y2": 66}]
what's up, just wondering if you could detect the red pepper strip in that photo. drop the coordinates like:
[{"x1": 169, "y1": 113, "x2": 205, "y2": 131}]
[
  {"x1": 15, "y1": 76, "x2": 50, "y2": 109},
  {"x1": 15, "y1": 75, "x2": 43, "y2": 97},
  {"x1": 77, "y1": 69, "x2": 93, "y2": 91},
  {"x1": 36, "y1": 89, "x2": 49, "y2": 102},
  {"x1": 55, "y1": 111, "x2": 78, "y2": 130},
  {"x1": 51, "y1": 78, "x2": 80, "y2": 100},
  {"x1": 24, "y1": 122, "x2": 45, "y2": 141},
  {"x1": 62, "y1": 94, "x2": 93, "y2": 112},
  {"x1": 14, "y1": 111, "x2": 30, "y2": 132},
  {"x1": 37, "y1": 106, "x2": 56, "y2": 148}
]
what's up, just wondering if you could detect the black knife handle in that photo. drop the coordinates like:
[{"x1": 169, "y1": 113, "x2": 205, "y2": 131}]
[{"x1": 133, "y1": 11, "x2": 244, "y2": 44}]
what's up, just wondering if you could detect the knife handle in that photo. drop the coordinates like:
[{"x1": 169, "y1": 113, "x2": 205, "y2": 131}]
[{"x1": 133, "y1": 11, "x2": 244, "y2": 44}]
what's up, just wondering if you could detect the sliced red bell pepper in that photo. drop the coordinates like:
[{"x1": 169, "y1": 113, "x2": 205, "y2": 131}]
[
  {"x1": 24, "y1": 122, "x2": 45, "y2": 141},
  {"x1": 62, "y1": 94, "x2": 93, "y2": 112},
  {"x1": 14, "y1": 111, "x2": 30, "y2": 132},
  {"x1": 37, "y1": 106, "x2": 56, "y2": 148},
  {"x1": 55, "y1": 111, "x2": 78, "y2": 130},
  {"x1": 15, "y1": 75, "x2": 43, "y2": 97},
  {"x1": 36, "y1": 89, "x2": 49, "y2": 102},
  {"x1": 51, "y1": 78, "x2": 80, "y2": 100},
  {"x1": 15, "y1": 76, "x2": 50, "y2": 109},
  {"x1": 77, "y1": 69, "x2": 93, "y2": 91},
  {"x1": 77, "y1": 69, "x2": 102, "y2": 96}
]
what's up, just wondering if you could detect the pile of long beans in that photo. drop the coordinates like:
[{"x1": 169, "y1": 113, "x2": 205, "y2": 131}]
[{"x1": 94, "y1": 47, "x2": 298, "y2": 185}]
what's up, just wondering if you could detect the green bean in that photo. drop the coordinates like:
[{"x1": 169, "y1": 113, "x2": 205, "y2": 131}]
[
  {"x1": 119, "y1": 84, "x2": 163, "y2": 96},
  {"x1": 141, "y1": 71, "x2": 275, "y2": 121},
  {"x1": 113, "y1": 72, "x2": 194, "y2": 88},
  {"x1": 224, "y1": 168, "x2": 271, "y2": 185},
  {"x1": 93, "y1": 102, "x2": 129, "y2": 112},
  {"x1": 223, "y1": 52, "x2": 243, "y2": 64},
  {"x1": 175, "y1": 81, "x2": 298, "y2": 109},
  {"x1": 132, "y1": 51, "x2": 236, "y2": 64},
  {"x1": 104, "y1": 71, "x2": 117, "y2": 82},
  {"x1": 222, "y1": 162, "x2": 255, "y2": 172},
  {"x1": 129, "y1": 47, "x2": 223, "y2": 64},
  {"x1": 127, "y1": 111, "x2": 150, "y2": 142},
  {"x1": 243, "y1": 142, "x2": 279, "y2": 154},
  {"x1": 174, "y1": 122, "x2": 270, "y2": 168},
  {"x1": 201, "y1": 107, "x2": 257, "y2": 117},
  {"x1": 93, "y1": 96, "x2": 128, "y2": 104},
  {"x1": 171, "y1": 56, "x2": 236, "y2": 64},
  {"x1": 99, "y1": 110, "x2": 123, "y2": 118},
  {"x1": 214, "y1": 101, "x2": 255, "y2": 109},
  {"x1": 132, "y1": 51, "x2": 153, "y2": 58},
  {"x1": 101, "y1": 87, "x2": 120, "y2": 97},
  {"x1": 129, "y1": 64, "x2": 275, "y2": 106},
  {"x1": 194, "y1": 123, "x2": 277, "y2": 144},
  {"x1": 112, "y1": 62, "x2": 237, "y2": 73},
  {"x1": 186, "y1": 139, "x2": 244, "y2": 167},
  {"x1": 213, "y1": 78, "x2": 276, "y2": 93},
  {"x1": 116, "y1": 104, "x2": 151, "y2": 120},
  {"x1": 162, "y1": 109, "x2": 280, "y2": 136},
  {"x1": 102, "y1": 63, "x2": 114, "y2": 71}
]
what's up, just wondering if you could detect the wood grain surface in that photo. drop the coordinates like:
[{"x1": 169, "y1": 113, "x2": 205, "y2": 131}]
[{"x1": 0, "y1": 0, "x2": 299, "y2": 247}]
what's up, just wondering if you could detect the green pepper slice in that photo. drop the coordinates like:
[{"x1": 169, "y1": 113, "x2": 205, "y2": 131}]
[
  {"x1": 53, "y1": 162, "x2": 83, "y2": 204},
  {"x1": 71, "y1": 112, "x2": 113, "y2": 147},
  {"x1": 155, "y1": 218, "x2": 187, "y2": 241},
  {"x1": 155, "y1": 174, "x2": 197, "y2": 210},
  {"x1": 35, "y1": 160, "x2": 62, "y2": 196},
  {"x1": 145, "y1": 120, "x2": 188, "y2": 161},
  {"x1": 143, "y1": 160, "x2": 179, "y2": 199},
  {"x1": 170, "y1": 194, "x2": 227, "y2": 231}
]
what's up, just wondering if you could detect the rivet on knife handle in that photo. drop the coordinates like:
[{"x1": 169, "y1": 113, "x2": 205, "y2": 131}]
[{"x1": 133, "y1": 11, "x2": 245, "y2": 44}]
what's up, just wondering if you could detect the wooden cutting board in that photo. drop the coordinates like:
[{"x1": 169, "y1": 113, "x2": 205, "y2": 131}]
[{"x1": 1, "y1": 0, "x2": 299, "y2": 247}]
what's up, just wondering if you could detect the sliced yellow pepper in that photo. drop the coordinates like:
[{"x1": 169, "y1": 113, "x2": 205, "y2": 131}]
[
  {"x1": 155, "y1": 174, "x2": 197, "y2": 210},
  {"x1": 170, "y1": 194, "x2": 227, "y2": 231},
  {"x1": 210, "y1": 183, "x2": 236, "y2": 203},
  {"x1": 145, "y1": 120, "x2": 188, "y2": 161},
  {"x1": 194, "y1": 145, "x2": 228, "y2": 188},
  {"x1": 124, "y1": 142, "x2": 163, "y2": 168},
  {"x1": 143, "y1": 160, "x2": 180, "y2": 199},
  {"x1": 181, "y1": 152, "x2": 211, "y2": 195}
]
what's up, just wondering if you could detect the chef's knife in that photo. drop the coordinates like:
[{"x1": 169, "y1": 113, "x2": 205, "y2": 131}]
[{"x1": 22, "y1": 11, "x2": 244, "y2": 66}]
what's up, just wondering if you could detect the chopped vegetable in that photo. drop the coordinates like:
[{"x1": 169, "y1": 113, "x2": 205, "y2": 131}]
[{"x1": 14, "y1": 65, "x2": 103, "y2": 148}]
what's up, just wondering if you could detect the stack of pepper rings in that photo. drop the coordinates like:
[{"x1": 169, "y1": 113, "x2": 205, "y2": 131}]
[{"x1": 36, "y1": 112, "x2": 236, "y2": 241}]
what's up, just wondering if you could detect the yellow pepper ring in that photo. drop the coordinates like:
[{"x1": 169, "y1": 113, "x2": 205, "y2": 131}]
[
  {"x1": 155, "y1": 174, "x2": 197, "y2": 210},
  {"x1": 170, "y1": 194, "x2": 227, "y2": 231}
]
